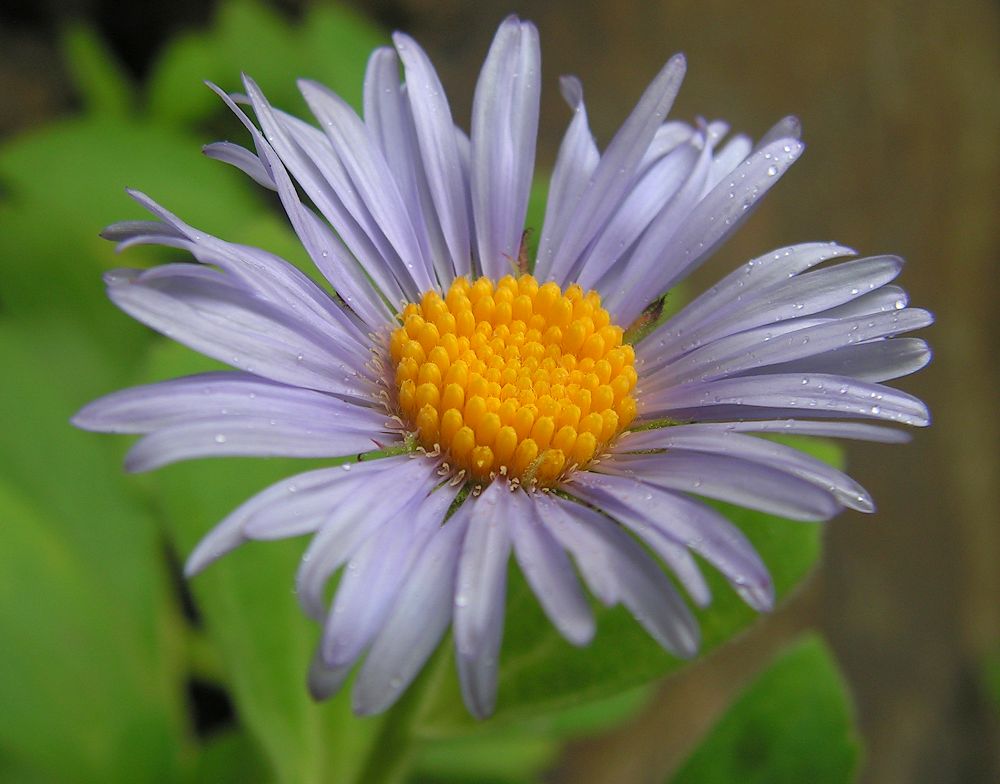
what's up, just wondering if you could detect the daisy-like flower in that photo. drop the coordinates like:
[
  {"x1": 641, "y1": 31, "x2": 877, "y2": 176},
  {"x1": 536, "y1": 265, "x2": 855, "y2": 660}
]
[{"x1": 74, "y1": 16, "x2": 931, "y2": 718}]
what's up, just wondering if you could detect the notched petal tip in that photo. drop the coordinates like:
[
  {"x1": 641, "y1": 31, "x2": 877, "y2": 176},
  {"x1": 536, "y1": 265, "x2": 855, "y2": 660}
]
[
  {"x1": 308, "y1": 651, "x2": 351, "y2": 702},
  {"x1": 102, "y1": 267, "x2": 140, "y2": 286},
  {"x1": 735, "y1": 576, "x2": 775, "y2": 613}
]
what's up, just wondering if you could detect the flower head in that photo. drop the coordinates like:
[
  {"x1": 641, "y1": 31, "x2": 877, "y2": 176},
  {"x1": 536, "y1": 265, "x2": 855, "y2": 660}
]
[{"x1": 74, "y1": 16, "x2": 931, "y2": 718}]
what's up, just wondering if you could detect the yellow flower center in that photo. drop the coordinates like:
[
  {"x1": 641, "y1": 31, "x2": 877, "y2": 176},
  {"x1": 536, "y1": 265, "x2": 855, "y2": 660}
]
[{"x1": 388, "y1": 274, "x2": 637, "y2": 486}]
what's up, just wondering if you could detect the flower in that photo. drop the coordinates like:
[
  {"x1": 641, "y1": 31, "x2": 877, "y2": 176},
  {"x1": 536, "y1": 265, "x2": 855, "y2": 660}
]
[{"x1": 74, "y1": 16, "x2": 932, "y2": 719}]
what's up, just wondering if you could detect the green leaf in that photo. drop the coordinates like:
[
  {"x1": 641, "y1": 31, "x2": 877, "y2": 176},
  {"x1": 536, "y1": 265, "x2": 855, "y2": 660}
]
[
  {"x1": 184, "y1": 731, "x2": 267, "y2": 784},
  {"x1": 670, "y1": 634, "x2": 862, "y2": 784},
  {"x1": 60, "y1": 25, "x2": 133, "y2": 117},
  {"x1": 0, "y1": 321, "x2": 187, "y2": 782},
  {"x1": 141, "y1": 341, "x2": 385, "y2": 784},
  {"x1": 409, "y1": 685, "x2": 650, "y2": 784},
  {"x1": 414, "y1": 439, "x2": 837, "y2": 735},
  {"x1": 983, "y1": 650, "x2": 1000, "y2": 718},
  {"x1": 147, "y1": 0, "x2": 385, "y2": 125}
]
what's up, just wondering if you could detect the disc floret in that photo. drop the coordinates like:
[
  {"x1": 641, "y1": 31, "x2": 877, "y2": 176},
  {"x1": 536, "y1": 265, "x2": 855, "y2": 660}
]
[{"x1": 389, "y1": 274, "x2": 638, "y2": 486}]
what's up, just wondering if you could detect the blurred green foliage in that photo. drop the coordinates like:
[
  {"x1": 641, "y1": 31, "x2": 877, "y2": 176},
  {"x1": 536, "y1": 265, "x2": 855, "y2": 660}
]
[
  {"x1": 671, "y1": 635, "x2": 862, "y2": 784},
  {"x1": 0, "y1": 3, "x2": 861, "y2": 782}
]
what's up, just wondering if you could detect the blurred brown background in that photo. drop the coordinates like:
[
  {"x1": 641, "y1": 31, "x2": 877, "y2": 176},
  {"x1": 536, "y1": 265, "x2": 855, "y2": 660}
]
[{"x1": 2, "y1": 0, "x2": 997, "y2": 781}]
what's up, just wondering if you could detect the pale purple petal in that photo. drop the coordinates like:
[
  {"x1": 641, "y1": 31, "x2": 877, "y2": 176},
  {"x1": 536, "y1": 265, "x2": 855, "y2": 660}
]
[
  {"x1": 364, "y1": 47, "x2": 455, "y2": 285},
  {"x1": 321, "y1": 482, "x2": 460, "y2": 667},
  {"x1": 592, "y1": 138, "x2": 713, "y2": 300},
  {"x1": 633, "y1": 418, "x2": 912, "y2": 444},
  {"x1": 820, "y1": 284, "x2": 910, "y2": 320},
  {"x1": 105, "y1": 265, "x2": 375, "y2": 398},
  {"x1": 543, "y1": 54, "x2": 687, "y2": 285},
  {"x1": 597, "y1": 451, "x2": 841, "y2": 520},
  {"x1": 754, "y1": 115, "x2": 802, "y2": 150},
  {"x1": 509, "y1": 489, "x2": 594, "y2": 646},
  {"x1": 295, "y1": 457, "x2": 439, "y2": 620},
  {"x1": 471, "y1": 17, "x2": 541, "y2": 278},
  {"x1": 237, "y1": 80, "x2": 408, "y2": 306},
  {"x1": 72, "y1": 371, "x2": 389, "y2": 434},
  {"x1": 123, "y1": 416, "x2": 390, "y2": 473},
  {"x1": 614, "y1": 425, "x2": 875, "y2": 511},
  {"x1": 759, "y1": 337, "x2": 931, "y2": 383},
  {"x1": 298, "y1": 78, "x2": 436, "y2": 292},
  {"x1": 639, "y1": 242, "x2": 856, "y2": 367},
  {"x1": 608, "y1": 138, "x2": 805, "y2": 324},
  {"x1": 570, "y1": 471, "x2": 774, "y2": 611},
  {"x1": 705, "y1": 133, "x2": 752, "y2": 193},
  {"x1": 183, "y1": 460, "x2": 401, "y2": 576},
  {"x1": 307, "y1": 647, "x2": 353, "y2": 701},
  {"x1": 203, "y1": 141, "x2": 276, "y2": 189},
  {"x1": 575, "y1": 141, "x2": 701, "y2": 289},
  {"x1": 541, "y1": 494, "x2": 701, "y2": 654},
  {"x1": 535, "y1": 76, "x2": 599, "y2": 278},
  {"x1": 122, "y1": 188, "x2": 375, "y2": 352},
  {"x1": 642, "y1": 307, "x2": 933, "y2": 388},
  {"x1": 353, "y1": 502, "x2": 471, "y2": 715},
  {"x1": 393, "y1": 32, "x2": 473, "y2": 277},
  {"x1": 640, "y1": 372, "x2": 931, "y2": 426},
  {"x1": 453, "y1": 481, "x2": 515, "y2": 719}
]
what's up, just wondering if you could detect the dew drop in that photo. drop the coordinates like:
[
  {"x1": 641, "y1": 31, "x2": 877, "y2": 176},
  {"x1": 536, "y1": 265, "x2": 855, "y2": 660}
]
[
  {"x1": 214, "y1": 434, "x2": 227, "y2": 444},
  {"x1": 766, "y1": 165, "x2": 778, "y2": 176}
]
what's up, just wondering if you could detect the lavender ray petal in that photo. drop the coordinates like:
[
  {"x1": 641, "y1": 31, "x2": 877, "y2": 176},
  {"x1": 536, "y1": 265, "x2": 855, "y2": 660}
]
[
  {"x1": 626, "y1": 418, "x2": 912, "y2": 443},
  {"x1": 640, "y1": 372, "x2": 931, "y2": 426},
  {"x1": 295, "y1": 457, "x2": 438, "y2": 621},
  {"x1": 534, "y1": 76, "x2": 600, "y2": 279},
  {"x1": 125, "y1": 187, "x2": 376, "y2": 351},
  {"x1": 705, "y1": 133, "x2": 752, "y2": 193},
  {"x1": 454, "y1": 480, "x2": 515, "y2": 719},
  {"x1": 365, "y1": 48, "x2": 454, "y2": 286},
  {"x1": 235, "y1": 81, "x2": 407, "y2": 306},
  {"x1": 616, "y1": 424, "x2": 875, "y2": 510},
  {"x1": 592, "y1": 138, "x2": 713, "y2": 300},
  {"x1": 202, "y1": 141, "x2": 276, "y2": 189},
  {"x1": 298, "y1": 78, "x2": 436, "y2": 292},
  {"x1": 183, "y1": 462, "x2": 392, "y2": 576},
  {"x1": 820, "y1": 284, "x2": 911, "y2": 320},
  {"x1": 639, "y1": 243, "x2": 856, "y2": 367},
  {"x1": 321, "y1": 482, "x2": 459, "y2": 667},
  {"x1": 101, "y1": 219, "x2": 185, "y2": 243},
  {"x1": 544, "y1": 54, "x2": 687, "y2": 284},
  {"x1": 644, "y1": 306, "x2": 933, "y2": 388},
  {"x1": 307, "y1": 646, "x2": 353, "y2": 701},
  {"x1": 597, "y1": 450, "x2": 841, "y2": 520},
  {"x1": 638, "y1": 121, "x2": 696, "y2": 169},
  {"x1": 72, "y1": 371, "x2": 389, "y2": 434},
  {"x1": 575, "y1": 142, "x2": 700, "y2": 290},
  {"x1": 509, "y1": 489, "x2": 595, "y2": 646},
  {"x1": 123, "y1": 416, "x2": 392, "y2": 473},
  {"x1": 754, "y1": 115, "x2": 803, "y2": 150},
  {"x1": 393, "y1": 32, "x2": 473, "y2": 278},
  {"x1": 353, "y1": 499, "x2": 471, "y2": 716},
  {"x1": 758, "y1": 337, "x2": 931, "y2": 383},
  {"x1": 472, "y1": 17, "x2": 541, "y2": 279},
  {"x1": 571, "y1": 471, "x2": 774, "y2": 611},
  {"x1": 105, "y1": 265, "x2": 375, "y2": 398},
  {"x1": 241, "y1": 458, "x2": 410, "y2": 543},
  {"x1": 542, "y1": 494, "x2": 702, "y2": 653},
  {"x1": 609, "y1": 138, "x2": 805, "y2": 325}
]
